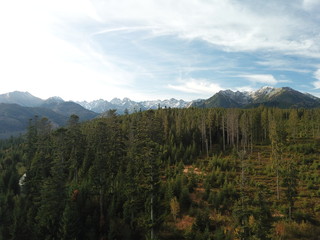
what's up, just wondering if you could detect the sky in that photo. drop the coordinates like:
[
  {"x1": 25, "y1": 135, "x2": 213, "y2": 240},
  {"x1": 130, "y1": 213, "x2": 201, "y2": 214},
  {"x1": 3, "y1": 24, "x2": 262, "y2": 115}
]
[{"x1": 0, "y1": 0, "x2": 320, "y2": 101}]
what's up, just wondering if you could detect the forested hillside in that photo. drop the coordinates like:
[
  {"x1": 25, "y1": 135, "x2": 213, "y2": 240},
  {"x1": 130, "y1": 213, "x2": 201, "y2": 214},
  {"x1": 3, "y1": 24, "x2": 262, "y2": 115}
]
[{"x1": 1, "y1": 107, "x2": 320, "y2": 239}]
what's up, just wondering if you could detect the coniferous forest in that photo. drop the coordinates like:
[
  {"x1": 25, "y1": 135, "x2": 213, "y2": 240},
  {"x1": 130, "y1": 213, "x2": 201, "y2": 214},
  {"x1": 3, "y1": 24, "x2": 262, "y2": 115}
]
[{"x1": 1, "y1": 107, "x2": 320, "y2": 240}]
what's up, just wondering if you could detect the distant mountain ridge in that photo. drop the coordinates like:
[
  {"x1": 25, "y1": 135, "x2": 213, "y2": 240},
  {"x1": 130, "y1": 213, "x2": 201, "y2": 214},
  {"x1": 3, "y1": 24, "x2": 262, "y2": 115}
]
[
  {"x1": 0, "y1": 91, "x2": 98, "y2": 138},
  {"x1": 0, "y1": 91, "x2": 43, "y2": 107},
  {"x1": 0, "y1": 87, "x2": 319, "y2": 138},
  {"x1": 0, "y1": 103, "x2": 68, "y2": 139},
  {"x1": 79, "y1": 86, "x2": 320, "y2": 113},
  {"x1": 191, "y1": 86, "x2": 320, "y2": 109},
  {"x1": 77, "y1": 98, "x2": 189, "y2": 114},
  {"x1": 0, "y1": 91, "x2": 98, "y2": 120}
]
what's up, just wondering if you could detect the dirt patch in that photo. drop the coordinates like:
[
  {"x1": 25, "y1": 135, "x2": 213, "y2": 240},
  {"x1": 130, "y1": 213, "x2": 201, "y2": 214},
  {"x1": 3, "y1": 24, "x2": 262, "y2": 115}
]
[
  {"x1": 176, "y1": 215, "x2": 194, "y2": 230},
  {"x1": 183, "y1": 165, "x2": 204, "y2": 175}
]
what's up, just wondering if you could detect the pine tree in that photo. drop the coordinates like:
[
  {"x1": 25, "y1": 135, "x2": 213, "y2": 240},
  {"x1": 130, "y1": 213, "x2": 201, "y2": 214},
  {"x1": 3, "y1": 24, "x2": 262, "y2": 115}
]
[
  {"x1": 252, "y1": 185, "x2": 273, "y2": 240},
  {"x1": 281, "y1": 158, "x2": 298, "y2": 220},
  {"x1": 88, "y1": 120, "x2": 109, "y2": 240},
  {"x1": 36, "y1": 155, "x2": 67, "y2": 239},
  {"x1": 269, "y1": 110, "x2": 287, "y2": 200},
  {"x1": 60, "y1": 200, "x2": 80, "y2": 240},
  {"x1": 67, "y1": 115, "x2": 85, "y2": 184},
  {"x1": 170, "y1": 197, "x2": 180, "y2": 223}
]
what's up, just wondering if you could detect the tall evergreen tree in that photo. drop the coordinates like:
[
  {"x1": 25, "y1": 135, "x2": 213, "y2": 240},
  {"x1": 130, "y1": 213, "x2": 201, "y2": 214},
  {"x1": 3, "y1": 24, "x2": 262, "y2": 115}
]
[{"x1": 281, "y1": 158, "x2": 298, "y2": 220}]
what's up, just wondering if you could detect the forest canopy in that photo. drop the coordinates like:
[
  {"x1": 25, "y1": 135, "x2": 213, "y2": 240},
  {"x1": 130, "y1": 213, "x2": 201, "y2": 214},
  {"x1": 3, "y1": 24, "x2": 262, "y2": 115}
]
[{"x1": 1, "y1": 107, "x2": 320, "y2": 239}]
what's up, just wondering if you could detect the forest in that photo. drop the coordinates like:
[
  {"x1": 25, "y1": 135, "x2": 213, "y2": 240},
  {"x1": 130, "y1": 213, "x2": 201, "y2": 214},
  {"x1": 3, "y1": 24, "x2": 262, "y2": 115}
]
[{"x1": 1, "y1": 106, "x2": 320, "y2": 240}]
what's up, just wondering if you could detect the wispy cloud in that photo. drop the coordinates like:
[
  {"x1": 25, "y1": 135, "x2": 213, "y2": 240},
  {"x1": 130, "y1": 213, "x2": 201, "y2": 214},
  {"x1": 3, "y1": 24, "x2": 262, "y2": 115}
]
[
  {"x1": 241, "y1": 74, "x2": 278, "y2": 85},
  {"x1": 303, "y1": 0, "x2": 320, "y2": 11},
  {"x1": 235, "y1": 86, "x2": 255, "y2": 93},
  {"x1": 256, "y1": 59, "x2": 311, "y2": 73},
  {"x1": 91, "y1": 0, "x2": 320, "y2": 57},
  {"x1": 313, "y1": 69, "x2": 320, "y2": 89},
  {"x1": 1, "y1": 0, "x2": 319, "y2": 101},
  {"x1": 278, "y1": 79, "x2": 293, "y2": 84},
  {"x1": 168, "y1": 79, "x2": 223, "y2": 95},
  {"x1": 0, "y1": 0, "x2": 148, "y2": 101}
]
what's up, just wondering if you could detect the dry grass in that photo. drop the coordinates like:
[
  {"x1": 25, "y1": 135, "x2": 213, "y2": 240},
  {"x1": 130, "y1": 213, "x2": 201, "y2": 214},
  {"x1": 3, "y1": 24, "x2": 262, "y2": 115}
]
[{"x1": 175, "y1": 215, "x2": 194, "y2": 231}]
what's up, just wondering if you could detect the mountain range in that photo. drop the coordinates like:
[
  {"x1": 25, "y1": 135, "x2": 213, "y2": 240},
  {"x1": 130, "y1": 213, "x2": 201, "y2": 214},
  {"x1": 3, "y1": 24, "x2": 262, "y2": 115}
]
[
  {"x1": 0, "y1": 92, "x2": 98, "y2": 138},
  {"x1": 191, "y1": 86, "x2": 320, "y2": 109},
  {"x1": 77, "y1": 98, "x2": 189, "y2": 114},
  {"x1": 78, "y1": 86, "x2": 320, "y2": 112},
  {"x1": 0, "y1": 87, "x2": 319, "y2": 138}
]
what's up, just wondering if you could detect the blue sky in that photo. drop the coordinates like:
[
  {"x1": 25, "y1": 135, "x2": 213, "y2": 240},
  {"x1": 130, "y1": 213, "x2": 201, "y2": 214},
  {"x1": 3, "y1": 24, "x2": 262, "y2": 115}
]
[{"x1": 0, "y1": 0, "x2": 320, "y2": 101}]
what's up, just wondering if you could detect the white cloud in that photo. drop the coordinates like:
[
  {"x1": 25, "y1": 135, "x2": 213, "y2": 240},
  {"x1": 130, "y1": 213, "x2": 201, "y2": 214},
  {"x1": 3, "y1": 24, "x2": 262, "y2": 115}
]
[
  {"x1": 257, "y1": 59, "x2": 291, "y2": 68},
  {"x1": 313, "y1": 69, "x2": 320, "y2": 89},
  {"x1": 0, "y1": 0, "x2": 319, "y2": 101},
  {"x1": 0, "y1": 26, "x2": 135, "y2": 101},
  {"x1": 314, "y1": 69, "x2": 320, "y2": 80},
  {"x1": 235, "y1": 86, "x2": 255, "y2": 93},
  {"x1": 168, "y1": 79, "x2": 223, "y2": 95},
  {"x1": 90, "y1": 0, "x2": 320, "y2": 56},
  {"x1": 303, "y1": 0, "x2": 320, "y2": 11},
  {"x1": 256, "y1": 58, "x2": 312, "y2": 73},
  {"x1": 0, "y1": 0, "x2": 141, "y2": 101},
  {"x1": 278, "y1": 79, "x2": 293, "y2": 83},
  {"x1": 313, "y1": 82, "x2": 320, "y2": 89},
  {"x1": 241, "y1": 74, "x2": 278, "y2": 85}
]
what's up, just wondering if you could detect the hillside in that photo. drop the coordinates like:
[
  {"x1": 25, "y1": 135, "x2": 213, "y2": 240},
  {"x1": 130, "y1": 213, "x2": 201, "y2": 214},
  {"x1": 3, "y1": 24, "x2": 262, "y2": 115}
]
[
  {"x1": 0, "y1": 91, "x2": 43, "y2": 107},
  {"x1": 0, "y1": 92, "x2": 98, "y2": 138},
  {"x1": 40, "y1": 101, "x2": 98, "y2": 121},
  {"x1": 0, "y1": 87, "x2": 320, "y2": 138},
  {"x1": 191, "y1": 87, "x2": 320, "y2": 109},
  {"x1": 1, "y1": 107, "x2": 320, "y2": 239},
  {"x1": 0, "y1": 103, "x2": 67, "y2": 138}
]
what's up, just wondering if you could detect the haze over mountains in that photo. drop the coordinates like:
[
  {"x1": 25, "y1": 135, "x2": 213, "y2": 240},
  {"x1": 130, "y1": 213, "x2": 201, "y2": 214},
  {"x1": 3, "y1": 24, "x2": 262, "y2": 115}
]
[
  {"x1": 0, "y1": 91, "x2": 190, "y2": 138},
  {"x1": 0, "y1": 92, "x2": 98, "y2": 138},
  {"x1": 0, "y1": 87, "x2": 319, "y2": 138}
]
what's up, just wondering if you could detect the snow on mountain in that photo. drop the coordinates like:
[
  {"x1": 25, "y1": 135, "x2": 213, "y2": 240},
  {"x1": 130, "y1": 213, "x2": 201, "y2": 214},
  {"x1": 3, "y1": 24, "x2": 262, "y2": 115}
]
[
  {"x1": 77, "y1": 99, "x2": 111, "y2": 113},
  {"x1": 141, "y1": 98, "x2": 189, "y2": 109},
  {"x1": 193, "y1": 86, "x2": 320, "y2": 109},
  {"x1": 77, "y1": 98, "x2": 190, "y2": 114},
  {"x1": 44, "y1": 96, "x2": 64, "y2": 104},
  {"x1": 249, "y1": 86, "x2": 275, "y2": 98},
  {"x1": 304, "y1": 92, "x2": 319, "y2": 100},
  {"x1": 81, "y1": 86, "x2": 319, "y2": 113},
  {"x1": 0, "y1": 91, "x2": 43, "y2": 107},
  {"x1": 110, "y1": 98, "x2": 123, "y2": 106},
  {"x1": 219, "y1": 90, "x2": 251, "y2": 105},
  {"x1": 220, "y1": 86, "x2": 297, "y2": 103}
]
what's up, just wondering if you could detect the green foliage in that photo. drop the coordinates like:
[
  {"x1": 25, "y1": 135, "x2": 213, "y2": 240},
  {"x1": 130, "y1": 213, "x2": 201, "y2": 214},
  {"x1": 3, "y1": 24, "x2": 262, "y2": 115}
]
[
  {"x1": 281, "y1": 159, "x2": 299, "y2": 219},
  {"x1": 0, "y1": 108, "x2": 320, "y2": 239}
]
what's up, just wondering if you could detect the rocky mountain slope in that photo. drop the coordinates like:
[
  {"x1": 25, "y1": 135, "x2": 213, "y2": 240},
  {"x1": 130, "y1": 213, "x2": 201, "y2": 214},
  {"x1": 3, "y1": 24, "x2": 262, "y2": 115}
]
[
  {"x1": 0, "y1": 103, "x2": 67, "y2": 138},
  {"x1": 0, "y1": 92, "x2": 98, "y2": 138},
  {"x1": 0, "y1": 91, "x2": 43, "y2": 107},
  {"x1": 191, "y1": 86, "x2": 320, "y2": 108},
  {"x1": 77, "y1": 98, "x2": 189, "y2": 114},
  {"x1": 0, "y1": 87, "x2": 319, "y2": 138}
]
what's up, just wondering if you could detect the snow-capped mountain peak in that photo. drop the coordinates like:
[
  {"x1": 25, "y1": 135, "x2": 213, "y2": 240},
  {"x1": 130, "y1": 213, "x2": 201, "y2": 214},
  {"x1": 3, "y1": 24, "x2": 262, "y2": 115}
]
[
  {"x1": 217, "y1": 89, "x2": 251, "y2": 105},
  {"x1": 45, "y1": 96, "x2": 64, "y2": 103},
  {"x1": 77, "y1": 98, "x2": 190, "y2": 114},
  {"x1": 249, "y1": 86, "x2": 276, "y2": 99},
  {"x1": 110, "y1": 98, "x2": 122, "y2": 105},
  {"x1": 190, "y1": 86, "x2": 320, "y2": 109},
  {"x1": 0, "y1": 91, "x2": 44, "y2": 107}
]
